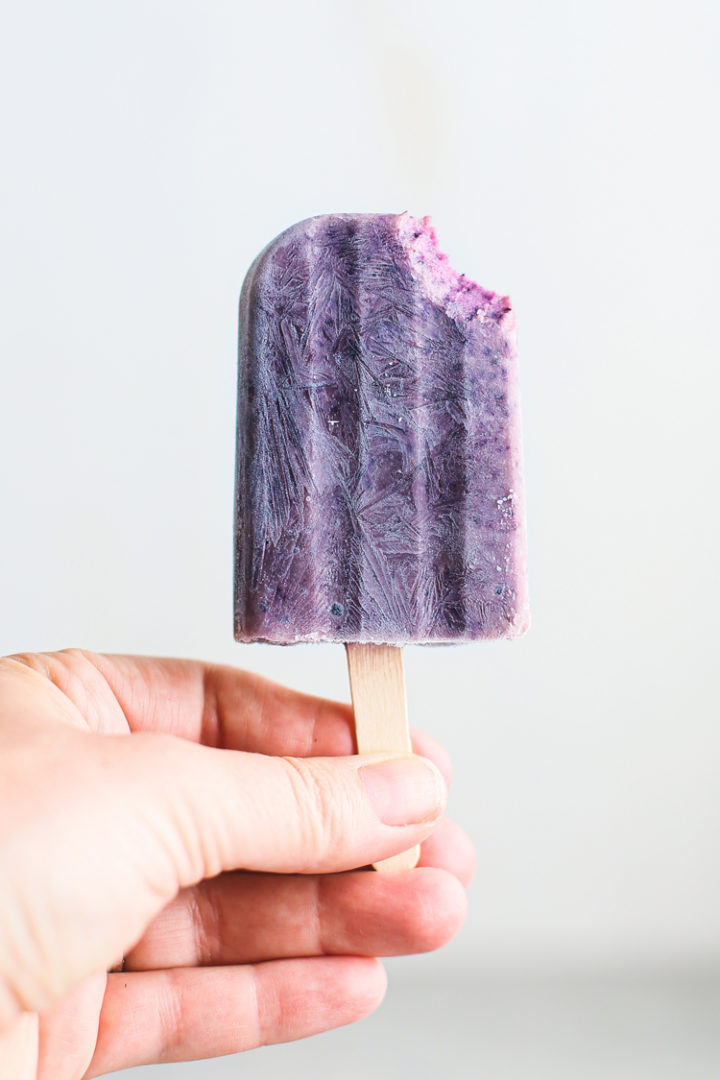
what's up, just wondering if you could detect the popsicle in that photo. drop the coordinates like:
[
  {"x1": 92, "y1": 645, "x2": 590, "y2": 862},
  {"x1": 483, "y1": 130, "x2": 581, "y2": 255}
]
[{"x1": 234, "y1": 212, "x2": 528, "y2": 868}]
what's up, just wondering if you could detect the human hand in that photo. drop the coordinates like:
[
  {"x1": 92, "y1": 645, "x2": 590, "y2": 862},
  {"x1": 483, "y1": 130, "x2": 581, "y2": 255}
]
[{"x1": 0, "y1": 650, "x2": 474, "y2": 1077}]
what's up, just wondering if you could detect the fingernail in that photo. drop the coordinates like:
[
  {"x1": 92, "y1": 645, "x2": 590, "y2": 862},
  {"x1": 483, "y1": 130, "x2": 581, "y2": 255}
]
[{"x1": 360, "y1": 756, "x2": 446, "y2": 826}]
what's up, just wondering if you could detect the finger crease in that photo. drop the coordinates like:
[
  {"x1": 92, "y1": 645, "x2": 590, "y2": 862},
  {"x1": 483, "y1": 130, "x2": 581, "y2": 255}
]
[
  {"x1": 201, "y1": 666, "x2": 221, "y2": 748},
  {"x1": 251, "y1": 963, "x2": 272, "y2": 1047},
  {"x1": 314, "y1": 875, "x2": 327, "y2": 955},
  {"x1": 194, "y1": 884, "x2": 224, "y2": 966},
  {"x1": 158, "y1": 970, "x2": 186, "y2": 1061}
]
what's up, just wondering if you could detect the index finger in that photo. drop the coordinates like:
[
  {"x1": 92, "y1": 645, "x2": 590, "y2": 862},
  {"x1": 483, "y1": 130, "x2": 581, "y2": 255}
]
[
  {"x1": 18, "y1": 650, "x2": 452, "y2": 783},
  {"x1": 74, "y1": 650, "x2": 357, "y2": 755},
  {"x1": 101, "y1": 654, "x2": 452, "y2": 782}
]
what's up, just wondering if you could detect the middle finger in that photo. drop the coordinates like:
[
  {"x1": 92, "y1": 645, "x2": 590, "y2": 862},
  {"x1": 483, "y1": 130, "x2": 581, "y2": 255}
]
[{"x1": 125, "y1": 834, "x2": 468, "y2": 971}]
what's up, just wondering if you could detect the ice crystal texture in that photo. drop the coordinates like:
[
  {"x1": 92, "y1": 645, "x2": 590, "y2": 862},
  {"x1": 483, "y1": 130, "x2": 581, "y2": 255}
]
[{"x1": 234, "y1": 213, "x2": 528, "y2": 644}]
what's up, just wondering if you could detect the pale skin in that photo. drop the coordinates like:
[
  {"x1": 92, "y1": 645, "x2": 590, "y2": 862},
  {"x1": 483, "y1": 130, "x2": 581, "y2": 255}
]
[{"x1": 0, "y1": 650, "x2": 475, "y2": 1078}]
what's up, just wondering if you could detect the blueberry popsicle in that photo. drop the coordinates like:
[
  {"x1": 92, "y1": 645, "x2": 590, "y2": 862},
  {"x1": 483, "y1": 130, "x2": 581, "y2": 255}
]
[{"x1": 234, "y1": 212, "x2": 528, "y2": 868}]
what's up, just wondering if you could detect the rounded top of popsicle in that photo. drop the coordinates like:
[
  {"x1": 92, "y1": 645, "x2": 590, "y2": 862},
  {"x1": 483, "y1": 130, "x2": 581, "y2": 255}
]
[{"x1": 251, "y1": 212, "x2": 514, "y2": 332}]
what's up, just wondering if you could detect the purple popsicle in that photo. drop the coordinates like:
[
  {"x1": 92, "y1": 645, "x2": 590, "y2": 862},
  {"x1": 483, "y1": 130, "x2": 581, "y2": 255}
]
[{"x1": 234, "y1": 212, "x2": 528, "y2": 646}]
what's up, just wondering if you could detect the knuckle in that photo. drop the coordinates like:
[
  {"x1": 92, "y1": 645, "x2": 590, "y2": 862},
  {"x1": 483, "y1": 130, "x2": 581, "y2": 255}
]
[
  {"x1": 157, "y1": 969, "x2": 186, "y2": 1059},
  {"x1": 280, "y1": 756, "x2": 352, "y2": 868},
  {"x1": 192, "y1": 882, "x2": 224, "y2": 966}
]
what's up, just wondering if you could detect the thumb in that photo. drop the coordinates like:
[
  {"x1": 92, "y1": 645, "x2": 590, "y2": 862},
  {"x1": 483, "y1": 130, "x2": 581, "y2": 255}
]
[
  {"x1": 126, "y1": 734, "x2": 448, "y2": 882},
  {"x1": 0, "y1": 732, "x2": 446, "y2": 1026}
]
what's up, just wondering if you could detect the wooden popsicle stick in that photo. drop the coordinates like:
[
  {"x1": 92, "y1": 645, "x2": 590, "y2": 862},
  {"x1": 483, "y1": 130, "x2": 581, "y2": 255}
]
[{"x1": 345, "y1": 642, "x2": 420, "y2": 873}]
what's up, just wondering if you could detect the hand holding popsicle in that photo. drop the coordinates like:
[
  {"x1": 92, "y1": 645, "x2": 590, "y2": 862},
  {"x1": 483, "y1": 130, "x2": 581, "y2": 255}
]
[
  {"x1": 0, "y1": 211, "x2": 522, "y2": 1076},
  {"x1": 0, "y1": 650, "x2": 472, "y2": 1077}
]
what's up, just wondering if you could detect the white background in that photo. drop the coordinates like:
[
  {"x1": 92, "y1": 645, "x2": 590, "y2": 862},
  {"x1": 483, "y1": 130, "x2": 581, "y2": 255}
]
[{"x1": 1, "y1": 0, "x2": 719, "y2": 1074}]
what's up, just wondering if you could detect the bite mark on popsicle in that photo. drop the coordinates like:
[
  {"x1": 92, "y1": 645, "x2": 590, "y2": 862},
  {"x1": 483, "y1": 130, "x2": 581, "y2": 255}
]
[{"x1": 396, "y1": 212, "x2": 514, "y2": 329}]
